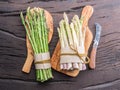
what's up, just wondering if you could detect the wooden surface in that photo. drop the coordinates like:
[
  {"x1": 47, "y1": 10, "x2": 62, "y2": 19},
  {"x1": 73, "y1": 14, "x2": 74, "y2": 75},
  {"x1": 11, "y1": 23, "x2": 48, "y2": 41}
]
[{"x1": 0, "y1": 0, "x2": 120, "y2": 90}]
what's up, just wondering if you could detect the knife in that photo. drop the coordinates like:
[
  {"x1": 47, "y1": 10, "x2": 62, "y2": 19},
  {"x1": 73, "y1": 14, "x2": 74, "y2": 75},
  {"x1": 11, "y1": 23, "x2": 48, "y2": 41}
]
[{"x1": 89, "y1": 23, "x2": 102, "y2": 69}]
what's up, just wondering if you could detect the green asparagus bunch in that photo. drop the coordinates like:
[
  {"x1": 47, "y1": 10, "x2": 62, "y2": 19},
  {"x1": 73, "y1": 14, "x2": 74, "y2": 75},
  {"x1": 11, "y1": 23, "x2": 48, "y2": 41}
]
[{"x1": 20, "y1": 7, "x2": 53, "y2": 82}]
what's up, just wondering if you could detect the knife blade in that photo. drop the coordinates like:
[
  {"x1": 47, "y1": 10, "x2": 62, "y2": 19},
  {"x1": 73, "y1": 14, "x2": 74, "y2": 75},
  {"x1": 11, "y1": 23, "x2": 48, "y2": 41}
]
[
  {"x1": 93, "y1": 23, "x2": 102, "y2": 48},
  {"x1": 89, "y1": 23, "x2": 102, "y2": 69}
]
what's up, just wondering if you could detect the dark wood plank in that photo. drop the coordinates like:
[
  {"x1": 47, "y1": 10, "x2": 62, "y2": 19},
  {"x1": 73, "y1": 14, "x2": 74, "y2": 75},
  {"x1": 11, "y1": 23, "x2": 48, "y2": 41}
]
[
  {"x1": 0, "y1": 68, "x2": 120, "y2": 90},
  {"x1": 0, "y1": 0, "x2": 120, "y2": 89}
]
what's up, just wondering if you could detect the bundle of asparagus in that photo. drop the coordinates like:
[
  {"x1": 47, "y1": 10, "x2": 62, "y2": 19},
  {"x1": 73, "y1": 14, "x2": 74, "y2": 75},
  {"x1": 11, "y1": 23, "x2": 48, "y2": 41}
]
[
  {"x1": 58, "y1": 13, "x2": 90, "y2": 70},
  {"x1": 20, "y1": 7, "x2": 53, "y2": 82}
]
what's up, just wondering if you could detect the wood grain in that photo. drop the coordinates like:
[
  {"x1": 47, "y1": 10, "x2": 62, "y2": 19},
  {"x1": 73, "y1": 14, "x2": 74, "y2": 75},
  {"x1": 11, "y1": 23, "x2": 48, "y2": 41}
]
[{"x1": 0, "y1": 0, "x2": 120, "y2": 90}]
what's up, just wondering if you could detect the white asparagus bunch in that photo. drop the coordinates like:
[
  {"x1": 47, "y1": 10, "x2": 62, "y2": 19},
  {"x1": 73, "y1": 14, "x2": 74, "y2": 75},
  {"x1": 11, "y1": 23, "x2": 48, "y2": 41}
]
[{"x1": 58, "y1": 13, "x2": 87, "y2": 70}]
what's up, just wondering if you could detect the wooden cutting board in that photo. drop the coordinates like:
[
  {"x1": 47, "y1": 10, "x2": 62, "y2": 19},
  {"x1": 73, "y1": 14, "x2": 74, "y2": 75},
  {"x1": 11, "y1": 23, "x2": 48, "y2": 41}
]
[{"x1": 51, "y1": 5, "x2": 94, "y2": 77}]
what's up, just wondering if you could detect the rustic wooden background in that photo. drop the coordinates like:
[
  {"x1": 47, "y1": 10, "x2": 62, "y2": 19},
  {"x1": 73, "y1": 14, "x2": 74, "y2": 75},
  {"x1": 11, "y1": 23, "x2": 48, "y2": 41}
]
[{"x1": 0, "y1": 0, "x2": 120, "y2": 90}]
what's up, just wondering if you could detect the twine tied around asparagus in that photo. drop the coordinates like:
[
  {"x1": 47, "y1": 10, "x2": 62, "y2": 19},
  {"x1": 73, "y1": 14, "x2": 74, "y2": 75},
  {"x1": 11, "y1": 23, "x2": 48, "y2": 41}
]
[
  {"x1": 60, "y1": 45, "x2": 90, "y2": 64},
  {"x1": 34, "y1": 59, "x2": 50, "y2": 64}
]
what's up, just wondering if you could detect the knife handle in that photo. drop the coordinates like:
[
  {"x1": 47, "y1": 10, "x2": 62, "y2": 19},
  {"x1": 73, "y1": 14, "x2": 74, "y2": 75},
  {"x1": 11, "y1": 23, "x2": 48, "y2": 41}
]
[{"x1": 89, "y1": 47, "x2": 97, "y2": 69}]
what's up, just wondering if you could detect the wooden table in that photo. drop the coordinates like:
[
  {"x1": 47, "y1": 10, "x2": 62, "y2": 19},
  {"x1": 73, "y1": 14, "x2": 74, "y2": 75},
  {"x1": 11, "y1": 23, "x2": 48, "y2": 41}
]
[{"x1": 0, "y1": 0, "x2": 120, "y2": 90}]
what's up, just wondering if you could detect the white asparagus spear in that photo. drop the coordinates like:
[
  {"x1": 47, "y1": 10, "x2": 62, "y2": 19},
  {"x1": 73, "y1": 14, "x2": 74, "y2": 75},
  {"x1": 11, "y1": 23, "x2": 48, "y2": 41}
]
[
  {"x1": 82, "y1": 64, "x2": 86, "y2": 70},
  {"x1": 59, "y1": 20, "x2": 69, "y2": 47},
  {"x1": 67, "y1": 63, "x2": 72, "y2": 70},
  {"x1": 57, "y1": 27, "x2": 65, "y2": 48},
  {"x1": 63, "y1": 63, "x2": 67, "y2": 70},
  {"x1": 79, "y1": 63, "x2": 83, "y2": 70},
  {"x1": 63, "y1": 13, "x2": 73, "y2": 47},
  {"x1": 60, "y1": 64, "x2": 64, "y2": 70},
  {"x1": 70, "y1": 23, "x2": 79, "y2": 49},
  {"x1": 73, "y1": 62, "x2": 79, "y2": 69}
]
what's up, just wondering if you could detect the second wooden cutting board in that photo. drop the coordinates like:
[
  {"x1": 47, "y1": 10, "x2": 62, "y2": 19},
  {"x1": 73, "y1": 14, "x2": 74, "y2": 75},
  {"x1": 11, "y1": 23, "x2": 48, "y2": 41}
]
[{"x1": 51, "y1": 5, "x2": 94, "y2": 77}]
